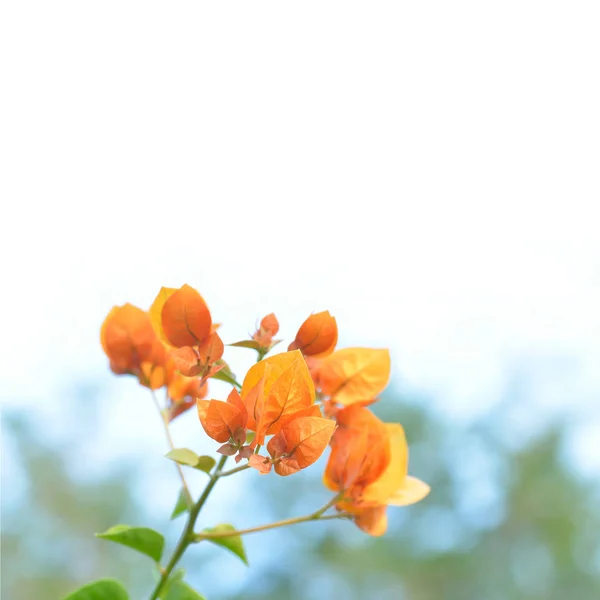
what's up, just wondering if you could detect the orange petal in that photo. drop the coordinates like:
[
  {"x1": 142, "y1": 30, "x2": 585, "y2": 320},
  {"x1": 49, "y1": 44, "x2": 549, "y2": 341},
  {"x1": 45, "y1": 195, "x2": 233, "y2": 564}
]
[
  {"x1": 324, "y1": 405, "x2": 391, "y2": 491},
  {"x1": 323, "y1": 427, "x2": 367, "y2": 493},
  {"x1": 353, "y1": 505, "x2": 388, "y2": 537},
  {"x1": 187, "y1": 378, "x2": 208, "y2": 399},
  {"x1": 388, "y1": 476, "x2": 431, "y2": 507},
  {"x1": 196, "y1": 398, "x2": 245, "y2": 444},
  {"x1": 196, "y1": 331, "x2": 224, "y2": 364},
  {"x1": 241, "y1": 350, "x2": 314, "y2": 431},
  {"x1": 100, "y1": 306, "x2": 119, "y2": 356},
  {"x1": 251, "y1": 313, "x2": 279, "y2": 347},
  {"x1": 226, "y1": 388, "x2": 248, "y2": 425},
  {"x1": 241, "y1": 350, "x2": 312, "y2": 401},
  {"x1": 260, "y1": 313, "x2": 279, "y2": 336},
  {"x1": 161, "y1": 284, "x2": 212, "y2": 348},
  {"x1": 361, "y1": 423, "x2": 409, "y2": 506},
  {"x1": 168, "y1": 370, "x2": 203, "y2": 401},
  {"x1": 267, "y1": 416, "x2": 336, "y2": 476},
  {"x1": 149, "y1": 287, "x2": 178, "y2": 346},
  {"x1": 318, "y1": 348, "x2": 391, "y2": 406},
  {"x1": 248, "y1": 454, "x2": 272, "y2": 474},
  {"x1": 277, "y1": 404, "x2": 323, "y2": 421},
  {"x1": 255, "y1": 353, "x2": 315, "y2": 443},
  {"x1": 101, "y1": 304, "x2": 157, "y2": 371},
  {"x1": 288, "y1": 311, "x2": 337, "y2": 358},
  {"x1": 241, "y1": 375, "x2": 266, "y2": 433},
  {"x1": 168, "y1": 397, "x2": 197, "y2": 421},
  {"x1": 170, "y1": 346, "x2": 201, "y2": 377},
  {"x1": 139, "y1": 362, "x2": 168, "y2": 389}
]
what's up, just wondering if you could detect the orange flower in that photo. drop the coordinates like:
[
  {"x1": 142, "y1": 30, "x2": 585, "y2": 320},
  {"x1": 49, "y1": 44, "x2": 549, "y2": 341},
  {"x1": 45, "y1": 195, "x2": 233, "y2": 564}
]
[
  {"x1": 197, "y1": 388, "x2": 248, "y2": 444},
  {"x1": 288, "y1": 311, "x2": 337, "y2": 358},
  {"x1": 324, "y1": 405, "x2": 391, "y2": 492},
  {"x1": 196, "y1": 388, "x2": 254, "y2": 461},
  {"x1": 159, "y1": 284, "x2": 212, "y2": 348},
  {"x1": 252, "y1": 313, "x2": 280, "y2": 349},
  {"x1": 196, "y1": 331, "x2": 224, "y2": 364},
  {"x1": 101, "y1": 304, "x2": 162, "y2": 374},
  {"x1": 101, "y1": 302, "x2": 207, "y2": 421},
  {"x1": 149, "y1": 285, "x2": 225, "y2": 382},
  {"x1": 240, "y1": 350, "x2": 316, "y2": 445},
  {"x1": 170, "y1": 346, "x2": 202, "y2": 377},
  {"x1": 149, "y1": 287, "x2": 178, "y2": 346},
  {"x1": 139, "y1": 361, "x2": 169, "y2": 390},
  {"x1": 317, "y1": 347, "x2": 391, "y2": 407},
  {"x1": 170, "y1": 332, "x2": 224, "y2": 377},
  {"x1": 266, "y1": 416, "x2": 336, "y2": 476},
  {"x1": 324, "y1": 407, "x2": 429, "y2": 536}
]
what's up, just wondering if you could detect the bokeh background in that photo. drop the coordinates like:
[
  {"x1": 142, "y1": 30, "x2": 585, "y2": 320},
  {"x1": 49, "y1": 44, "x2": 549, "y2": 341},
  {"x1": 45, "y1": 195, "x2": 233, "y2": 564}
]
[{"x1": 2, "y1": 2, "x2": 599, "y2": 599}]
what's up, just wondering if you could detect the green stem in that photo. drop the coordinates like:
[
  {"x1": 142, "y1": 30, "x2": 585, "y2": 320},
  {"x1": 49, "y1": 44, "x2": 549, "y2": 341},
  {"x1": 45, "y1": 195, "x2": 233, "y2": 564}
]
[
  {"x1": 232, "y1": 380, "x2": 242, "y2": 390},
  {"x1": 194, "y1": 495, "x2": 349, "y2": 541},
  {"x1": 150, "y1": 389, "x2": 193, "y2": 506},
  {"x1": 148, "y1": 455, "x2": 228, "y2": 600},
  {"x1": 312, "y1": 492, "x2": 343, "y2": 518},
  {"x1": 217, "y1": 463, "x2": 250, "y2": 477},
  {"x1": 196, "y1": 512, "x2": 349, "y2": 541}
]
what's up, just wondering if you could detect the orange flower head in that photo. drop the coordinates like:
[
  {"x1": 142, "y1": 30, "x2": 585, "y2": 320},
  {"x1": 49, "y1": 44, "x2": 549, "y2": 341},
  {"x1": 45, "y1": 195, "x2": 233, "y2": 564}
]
[
  {"x1": 252, "y1": 313, "x2": 280, "y2": 348},
  {"x1": 101, "y1": 304, "x2": 159, "y2": 373},
  {"x1": 317, "y1": 347, "x2": 391, "y2": 407},
  {"x1": 325, "y1": 412, "x2": 430, "y2": 536},
  {"x1": 324, "y1": 405, "x2": 391, "y2": 492},
  {"x1": 150, "y1": 284, "x2": 212, "y2": 348},
  {"x1": 240, "y1": 350, "x2": 316, "y2": 445},
  {"x1": 197, "y1": 388, "x2": 248, "y2": 444},
  {"x1": 266, "y1": 416, "x2": 336, "y2": 476},
  {"x1": 288, "y1": 311, "x2": 337, "y2": 358}
]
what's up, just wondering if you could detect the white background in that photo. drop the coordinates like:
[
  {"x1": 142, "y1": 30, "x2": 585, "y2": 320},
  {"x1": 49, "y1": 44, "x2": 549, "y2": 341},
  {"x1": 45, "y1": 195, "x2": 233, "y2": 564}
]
[{"x1": 1, "y1": 2, "x2": 599, "y2": 471}]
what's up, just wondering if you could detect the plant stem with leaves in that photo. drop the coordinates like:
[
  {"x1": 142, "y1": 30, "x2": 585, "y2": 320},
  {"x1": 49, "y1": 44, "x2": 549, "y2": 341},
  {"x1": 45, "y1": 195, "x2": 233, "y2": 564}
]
[{"x1": 148, "y1": 454, "x2": 228, "y2": 600}]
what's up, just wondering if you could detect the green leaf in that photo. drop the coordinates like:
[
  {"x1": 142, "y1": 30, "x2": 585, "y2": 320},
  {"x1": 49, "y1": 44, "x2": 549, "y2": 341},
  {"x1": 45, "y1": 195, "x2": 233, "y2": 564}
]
[
  {"x1": 201, "y1": 524, "x2": 248, "y2": 565},
  {"x1": 211, "y1": 369, "x2": 240, "y2": 388},
  {"x1": 229, "y1": 339, "x2": 261, "y2": 350},
  {"x1": 195, "y1": 455, "x2": 216, "y2": 473},
  {"x1": 165, "y1": 448, "x2": 200, "y2": 467},
  {"x1": 170, "y1": 488, "x2": 193, "y2": 520},
  {"x1": 214, "y1": 358, "x2": 236, "y2": 376},
  {"x1": 165, "y1": 449, "x2": 216, "y2": 473},
  {"x1": 158, "y1": 569, "x2": 186, "y2": 599},
  {"x1": 63, "y1": 578, "x2": 128, "y2": 600},
  {"x1": 163, "y1": 580, "x2": 206, "y2": 600},
  {"x1": 95, "y1": 525, "x2": 164, "y2": 562}
]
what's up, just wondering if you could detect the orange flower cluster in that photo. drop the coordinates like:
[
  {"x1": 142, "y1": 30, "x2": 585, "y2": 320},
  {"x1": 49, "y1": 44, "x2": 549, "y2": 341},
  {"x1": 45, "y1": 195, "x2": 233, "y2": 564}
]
[
  {"x1": 323, "y1": 405, "x2": 430, "y2": 535},
  {"x1": 198, "y1": 349, "x2": 333, "y2": 473},
  {"x1": 286, "y1": 312, "x2": 430, "y2": 535},
  {"x1": 100, "y1": 288, "x2": 212, "y2": 421},
  {"x1": 149, "y1": 285, "x2": 225, "y2": 378},
  {"x1": 101, "y1": 284, "x2": 429, "y2": 536}
]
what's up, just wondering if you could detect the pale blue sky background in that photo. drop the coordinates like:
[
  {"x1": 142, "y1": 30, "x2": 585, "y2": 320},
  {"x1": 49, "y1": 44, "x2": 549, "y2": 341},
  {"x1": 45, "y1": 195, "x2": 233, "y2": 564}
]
[{"x1": 2, "y1": 0, "x2": 599, "y2": 497}]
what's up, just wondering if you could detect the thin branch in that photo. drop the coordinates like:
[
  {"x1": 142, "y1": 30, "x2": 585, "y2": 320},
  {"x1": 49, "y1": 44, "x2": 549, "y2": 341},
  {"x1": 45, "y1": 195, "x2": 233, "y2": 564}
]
[
  {"x1": 194, "y1": 495, "x2": 350, "y2": 541},
  {"x1": 149, "y1": 455, "x2": 228, "y2": 600},
  {"x1": 196, "y1": 512, "x2": 350, "y2": 541},
  {"x1": 312, "y1": 492, "x2": 343, "y2": 518},
  {"x1": 150, "y1": 389, "x2": 193, "y2": 506},
  {"x1": 217, "y1": 463, "x2": 251, "y2": 477}
]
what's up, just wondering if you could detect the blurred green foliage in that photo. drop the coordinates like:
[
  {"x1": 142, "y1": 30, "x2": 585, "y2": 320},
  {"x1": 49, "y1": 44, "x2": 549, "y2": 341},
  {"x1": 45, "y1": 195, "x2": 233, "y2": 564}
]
[
  {"x1": 2, "y1": 379, "x2": 599, "y2": 600},
  {"x1": 1, "y1": 406, "x2": 148, "y2": 599}
]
